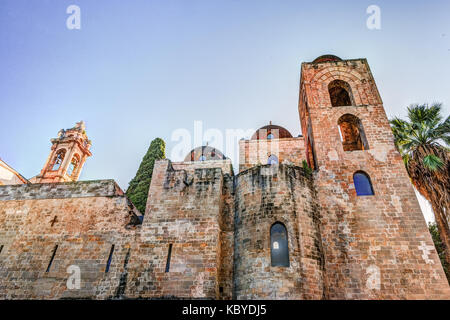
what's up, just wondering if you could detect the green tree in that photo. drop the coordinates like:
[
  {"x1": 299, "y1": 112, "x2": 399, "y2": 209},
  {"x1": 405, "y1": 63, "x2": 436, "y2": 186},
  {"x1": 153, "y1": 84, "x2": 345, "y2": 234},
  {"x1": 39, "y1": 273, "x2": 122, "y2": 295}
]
[
  {"x1": 126, "y1": 138, "x2": 165, "y2": 214},
  {"x1": 428, "y1": 222, "x2": 450, "y2": 283},
  {"x1": 302, "y1": 160, "x2": 313, "y2": 177},
  {"x1": 390, "y1": 103, "x2": 450, "y2": 267}
]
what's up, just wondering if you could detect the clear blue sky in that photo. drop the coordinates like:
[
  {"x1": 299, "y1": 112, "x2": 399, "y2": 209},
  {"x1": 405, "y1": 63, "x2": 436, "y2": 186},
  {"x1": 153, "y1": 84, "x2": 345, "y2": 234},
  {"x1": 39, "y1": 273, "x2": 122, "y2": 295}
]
[{"x1": 1, "y1": 0, "x2": 449, "y2": 199}]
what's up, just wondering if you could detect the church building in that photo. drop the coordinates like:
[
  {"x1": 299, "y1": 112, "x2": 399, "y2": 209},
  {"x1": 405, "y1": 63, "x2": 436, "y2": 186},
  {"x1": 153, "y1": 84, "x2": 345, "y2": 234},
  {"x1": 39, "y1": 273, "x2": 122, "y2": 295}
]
[{"x1": 0, "y1": 56, "x2": 449, "y2": 299}]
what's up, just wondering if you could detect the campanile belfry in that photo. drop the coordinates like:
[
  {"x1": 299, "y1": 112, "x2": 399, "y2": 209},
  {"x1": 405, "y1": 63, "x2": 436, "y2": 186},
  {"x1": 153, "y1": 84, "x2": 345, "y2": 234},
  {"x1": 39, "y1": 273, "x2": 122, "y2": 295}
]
[{"x1": 33, "y1": 121, "x2": 92, "y2": 183}]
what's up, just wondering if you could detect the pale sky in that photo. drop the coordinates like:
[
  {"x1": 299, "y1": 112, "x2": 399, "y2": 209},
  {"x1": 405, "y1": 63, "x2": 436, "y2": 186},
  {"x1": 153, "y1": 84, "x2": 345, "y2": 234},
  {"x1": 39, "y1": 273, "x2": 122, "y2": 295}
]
[{"x1": 1, "y1": 0, "x2": 449, "y2": 223}]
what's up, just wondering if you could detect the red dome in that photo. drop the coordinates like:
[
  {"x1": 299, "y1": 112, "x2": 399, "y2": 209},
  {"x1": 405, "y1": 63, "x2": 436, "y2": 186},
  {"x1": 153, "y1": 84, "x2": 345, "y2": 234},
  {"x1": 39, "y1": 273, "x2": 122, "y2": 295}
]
[
  {"x1": 184, "y1": 146, "x2": 227, "y2": 162},
  {"x1": 312, "y1": 55, "x2": 343, "y2": 64},
  {"x1": 251, "y1": 124, "x2": 293, "y2": 140}
]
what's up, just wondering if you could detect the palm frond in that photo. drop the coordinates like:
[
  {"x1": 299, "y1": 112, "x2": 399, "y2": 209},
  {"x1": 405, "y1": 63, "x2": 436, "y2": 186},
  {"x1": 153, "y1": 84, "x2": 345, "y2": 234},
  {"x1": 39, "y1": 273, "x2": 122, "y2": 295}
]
[
  {"x1": 408, "y1": 103, "x2": 443, "y2": 124},
  {"x1": 391, "y1": 103, "x2": 450, "y2": 268},
  {"x1": 402, "y1": 153, "x2": 410, "y2": 167},
  {"x1": 423, "y1": 154, "x2": 444, "y2": 171}
]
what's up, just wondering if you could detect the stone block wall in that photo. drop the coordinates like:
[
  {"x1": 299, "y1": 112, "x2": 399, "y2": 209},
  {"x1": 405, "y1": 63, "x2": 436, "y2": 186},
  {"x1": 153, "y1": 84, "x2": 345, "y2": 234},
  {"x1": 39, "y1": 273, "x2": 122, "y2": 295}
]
[
  {"x1": 218, "y1": 174, "x2": 235, "y2": 299},
  {"x1": 123, "y1": 159, "x2": 234, "y2": 299},
  {"x1": 233, "y1": 164, "x2": 323, "y2": 299},
  {"x1": 239, "y1": 138, "x2": 306, "y2": 172},
  {"x1": 0, "y1": 180, "x2": 141, "y2": 299}
]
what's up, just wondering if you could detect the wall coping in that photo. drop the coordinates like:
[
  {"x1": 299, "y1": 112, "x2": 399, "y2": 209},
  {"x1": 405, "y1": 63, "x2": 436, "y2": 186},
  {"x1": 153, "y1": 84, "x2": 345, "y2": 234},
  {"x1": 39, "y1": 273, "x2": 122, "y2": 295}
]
[
  {"x1": 240, "y1": 136, "x2": 304, "y2": 143},
  {"x1": 0, "y1": 179, "x2": 124, "y2": 201}
]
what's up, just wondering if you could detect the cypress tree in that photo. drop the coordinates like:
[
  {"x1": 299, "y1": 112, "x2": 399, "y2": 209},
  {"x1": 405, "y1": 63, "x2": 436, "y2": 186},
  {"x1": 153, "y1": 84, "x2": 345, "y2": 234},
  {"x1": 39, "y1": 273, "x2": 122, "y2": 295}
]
[{"x1": 126, "y1": 138, "x2": 165, "y2": 214}]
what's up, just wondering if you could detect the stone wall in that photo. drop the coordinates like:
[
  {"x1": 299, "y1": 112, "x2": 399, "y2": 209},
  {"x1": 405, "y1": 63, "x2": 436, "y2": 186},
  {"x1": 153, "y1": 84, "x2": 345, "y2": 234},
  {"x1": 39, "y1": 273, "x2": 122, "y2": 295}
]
[
  {"x1": 0, "y1": 180, "x2": 141, "y2": 299},
  {"x1": 0, "y1": 161, "x2": 236, "y2": 300},
  {"x1": 0, "y1": 179, "x2": 123, "y2": 201},
  {"x1": 218, "y1": 173, "x2": 235, "y2": 299},
  {"x1": 239, "y1": 138, "x2": 306, "y2": 172},
  {"x1": 233, "y1": 164, "x2": 323, "y2": 299},
  {"x1": 122, "y1": 159, "x2": 234, "y2": 299}
]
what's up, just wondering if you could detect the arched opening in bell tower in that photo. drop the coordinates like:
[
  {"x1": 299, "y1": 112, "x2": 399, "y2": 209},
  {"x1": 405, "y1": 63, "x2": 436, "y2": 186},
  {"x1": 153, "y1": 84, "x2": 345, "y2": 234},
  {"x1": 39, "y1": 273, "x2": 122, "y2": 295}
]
[
  {"x1": 67, "y1": 154, "x2": 80, "y2": 177},
  {"x1": 337, "y1": 114, "x2": 369, "y2": 151},
  {"x1": 51, "y1": 149, "x2": 66, "y2": 171},
  {"x1": 328, "y1": 80, "x2": 354, "y2": 107}
]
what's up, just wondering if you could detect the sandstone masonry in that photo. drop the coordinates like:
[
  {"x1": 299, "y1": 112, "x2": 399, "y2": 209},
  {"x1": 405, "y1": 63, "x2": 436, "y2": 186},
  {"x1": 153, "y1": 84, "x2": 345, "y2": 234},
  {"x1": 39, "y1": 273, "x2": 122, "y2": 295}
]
[{"x1": 0, "y1": 55, "x2": 449, "y2": 299}]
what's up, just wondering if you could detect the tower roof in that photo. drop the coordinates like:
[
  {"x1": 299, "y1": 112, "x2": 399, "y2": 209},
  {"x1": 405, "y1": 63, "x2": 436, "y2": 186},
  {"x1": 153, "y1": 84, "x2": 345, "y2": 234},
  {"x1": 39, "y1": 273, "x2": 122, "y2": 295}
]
[
  {"x1": 52, "y1": 121, "x2": 92, "y2": 156},
  {"x1": 34, "y1": 121, "x2": 92, "y2": 184},
  {"x1": 184, "y1": 146, "x2": 227, "y2": 162},
  {"x1": 312, "y1": 55, "x2": 343, "y2": 64},
  {"x1": 251, "y1": 123, "x2": 293, "y2": 140}
]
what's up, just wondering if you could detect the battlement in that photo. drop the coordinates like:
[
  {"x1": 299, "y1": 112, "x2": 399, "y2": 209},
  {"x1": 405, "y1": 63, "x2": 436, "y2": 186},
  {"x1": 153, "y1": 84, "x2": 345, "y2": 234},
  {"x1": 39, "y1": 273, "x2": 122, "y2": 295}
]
[{"x1": 171, "y1": 158, "x2": 234, "y2": 176}]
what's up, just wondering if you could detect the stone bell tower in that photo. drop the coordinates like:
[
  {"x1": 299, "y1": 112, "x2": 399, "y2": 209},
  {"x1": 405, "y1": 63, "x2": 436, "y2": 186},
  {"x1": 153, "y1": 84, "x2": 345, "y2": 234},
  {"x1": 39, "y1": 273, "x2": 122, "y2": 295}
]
[
  {"x1": 33, "y1": 121, "x2": 92, "y2": 183},
  {"x1": 298, "y1": 55, "x2": 450, "y2": 299}
]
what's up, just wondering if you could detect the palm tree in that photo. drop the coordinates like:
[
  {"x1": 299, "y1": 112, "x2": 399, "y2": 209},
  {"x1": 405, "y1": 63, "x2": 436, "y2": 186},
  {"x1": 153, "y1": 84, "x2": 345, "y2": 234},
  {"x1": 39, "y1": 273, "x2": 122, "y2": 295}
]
[{"x1": 390, "y1": 103, "x2": 450, "y2": 267}]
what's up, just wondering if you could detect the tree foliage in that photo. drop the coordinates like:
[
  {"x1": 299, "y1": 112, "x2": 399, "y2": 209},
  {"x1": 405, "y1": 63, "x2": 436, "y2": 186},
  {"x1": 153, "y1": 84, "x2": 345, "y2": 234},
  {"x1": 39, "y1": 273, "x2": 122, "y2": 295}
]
[
  {"x1": 390, "y1": 103, "x2": 450, "y2": 267},
  {"x1": 126, "y1": 138, "x2": 165, "y2": 214},
  {"x1": 428, "y1": 222, "x2": 450, "y2": 284},
  {"x1": 302, "y1": 160, "x2": 313, "y2": 177}
]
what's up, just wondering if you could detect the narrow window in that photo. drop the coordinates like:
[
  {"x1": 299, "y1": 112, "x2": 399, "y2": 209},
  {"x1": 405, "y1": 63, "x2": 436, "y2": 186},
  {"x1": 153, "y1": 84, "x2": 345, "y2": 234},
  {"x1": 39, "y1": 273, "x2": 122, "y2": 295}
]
[
  {"x1": 270, "y1": 222, "x2": 289, "y2": 267},
  {"x1": 0, "y1": 245, "x2": 4, "y2": 254},
  {"x1": 338, "y1": 114, "x2": 369, "y2": 151},
  {"x1": 267, "y1": 155, "x2": 278, "y2": 165},
  {"x1": 306, "y1": 116, "x2": 317, "y2": 170},
  {"x1": 306, "y1": 137, "x2": 316, "y2": 170},
  {"x1": 328, "y1": 80, "x2": 354, "y2": 107},
  {"x1": 51, "y1": 150, "x2": 66, "y2": 171},
  {"x1": 50, "y1": 215, "x2": 58, "y2": 227},
  {"x1": 165, "y1": 244, "x2": 173, "y2": 273},
  {"x1": 353, "y1": 171, "x2": 374, "y2": 196},
  {"x1": 105, "y1": 245, "x2": 115, "y2": 273},
  {"x1": 46, "y1": 245, "x2": 58, "y2": 272}
]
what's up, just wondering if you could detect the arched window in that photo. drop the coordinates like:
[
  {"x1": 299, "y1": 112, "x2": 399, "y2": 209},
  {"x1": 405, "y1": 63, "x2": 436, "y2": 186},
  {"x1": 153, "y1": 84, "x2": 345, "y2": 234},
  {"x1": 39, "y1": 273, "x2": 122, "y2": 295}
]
[
  {"x1": 51, "y1": 149, "x2": 66, "y2": 171},
  {"x1": 328, "y1": 80, "x2": 354, "y2": 107},
  {"x1": 353, "y1": 171, "x2": 374, "y2": 196},
  {"x1": 338, "y1": 114, "x2": 369, "y2": 151},
  {"x1": 199, "y1": 155, "x2": 207, "y2": 161},
  {"x1": 270, "y1": 222, "x2": 289, "y2": 267},
  {"x1": 67, "y1": 155, "x2": 80, "y2": 176},
  {"x1": 267, "y1": 155, "x2": 278, "y2": 165}
]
